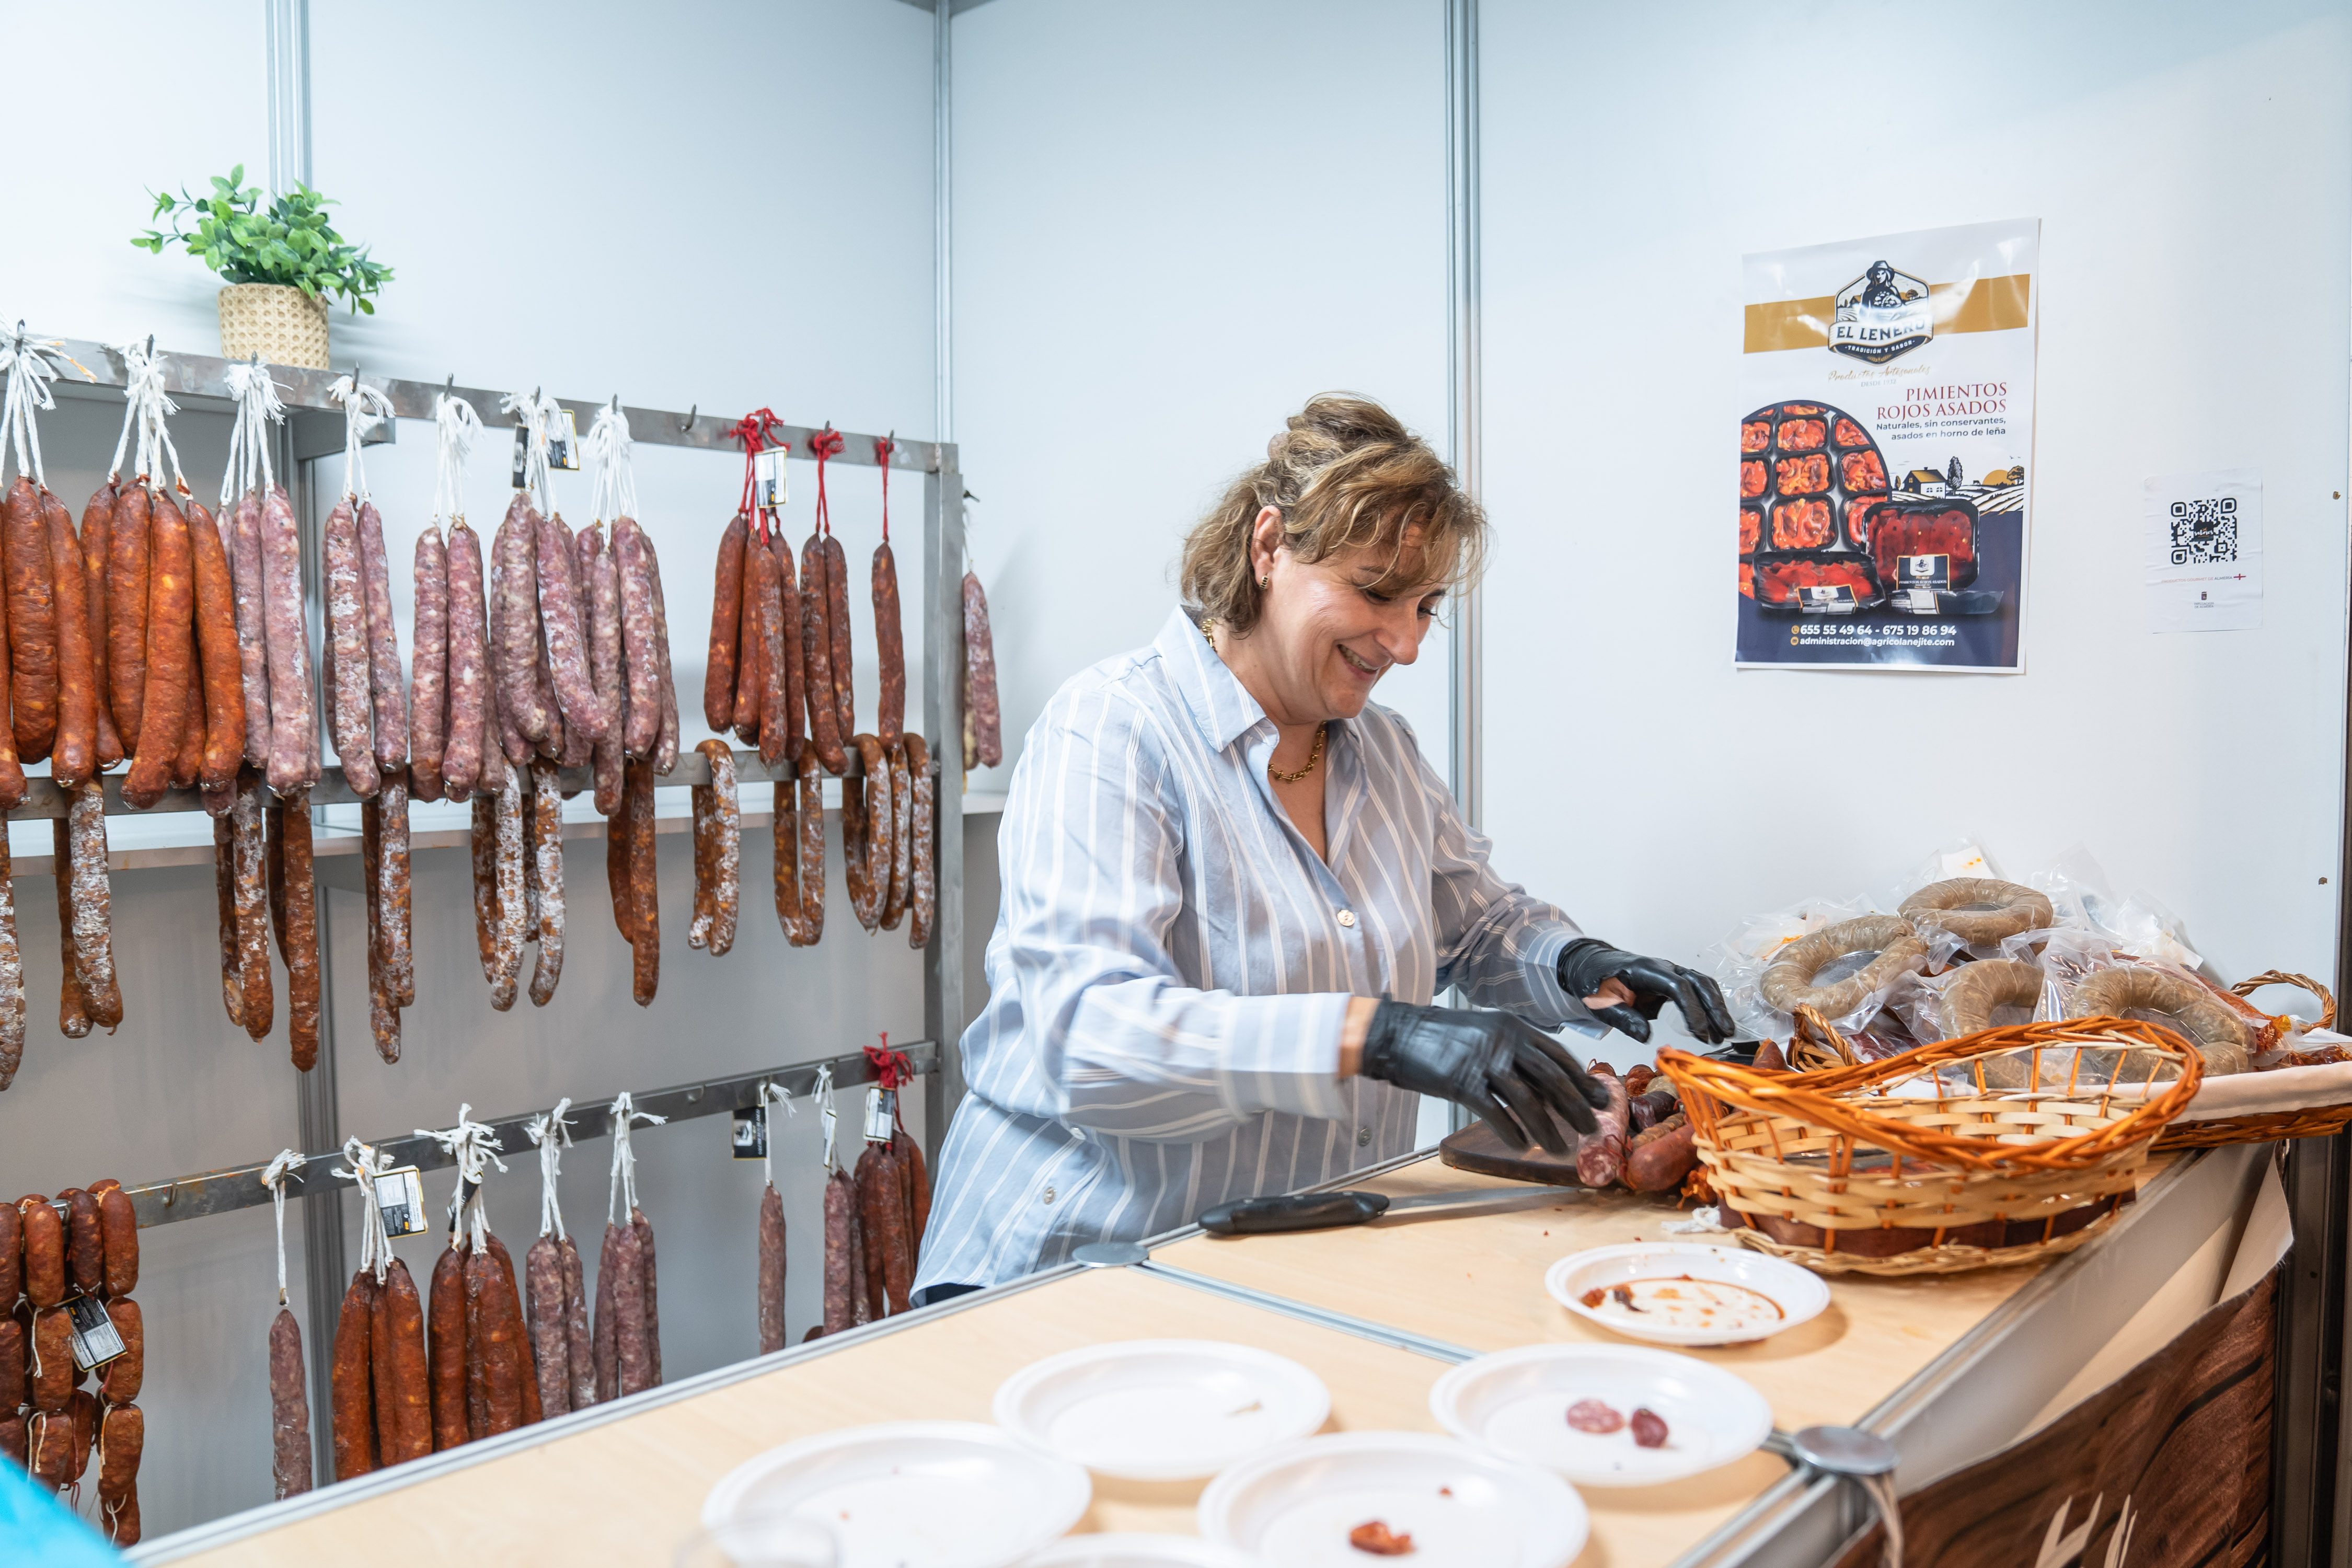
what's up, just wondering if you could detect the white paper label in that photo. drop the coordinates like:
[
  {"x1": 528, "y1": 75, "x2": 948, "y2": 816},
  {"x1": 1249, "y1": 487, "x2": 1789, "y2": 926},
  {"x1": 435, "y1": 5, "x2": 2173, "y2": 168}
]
[
  {"x1": 864, "y1": 1086, "x2": 895, "y2": 1146},
  {"x1": 66, "y1": 1295, "x2": 125, "y2": 1370},
  {"x1": 2145, "y1": 469, "x2": 2261, "y2": 632},
  {"x1": 733, "y1": 1105, "x2": 767, "y2": 1160},
  {"x1": 375, "y1": 1166, "x2": 430, "y2": 1238},
  {"x1": 755, "y1": 451, "x2": 788, "y2": 511}
]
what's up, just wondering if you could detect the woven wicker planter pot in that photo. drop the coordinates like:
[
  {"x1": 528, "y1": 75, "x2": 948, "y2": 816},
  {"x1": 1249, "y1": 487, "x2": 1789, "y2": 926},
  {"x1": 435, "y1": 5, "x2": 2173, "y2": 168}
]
[{"x1": 218, "y1": 284, "x2": 329, "y2": 369}]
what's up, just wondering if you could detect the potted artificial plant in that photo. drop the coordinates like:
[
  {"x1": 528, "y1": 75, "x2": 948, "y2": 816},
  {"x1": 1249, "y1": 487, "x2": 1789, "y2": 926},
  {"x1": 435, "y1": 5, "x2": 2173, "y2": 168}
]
[{"x1": 132, "y1": 167, "x2": 393, "y2": 370}]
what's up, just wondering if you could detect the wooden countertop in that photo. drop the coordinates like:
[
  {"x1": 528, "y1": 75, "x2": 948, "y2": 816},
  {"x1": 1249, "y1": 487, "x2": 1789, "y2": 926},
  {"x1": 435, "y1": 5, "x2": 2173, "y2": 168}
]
[{"x1": 151, "y1": 1152, "x2": 2115, "y2": 1567}]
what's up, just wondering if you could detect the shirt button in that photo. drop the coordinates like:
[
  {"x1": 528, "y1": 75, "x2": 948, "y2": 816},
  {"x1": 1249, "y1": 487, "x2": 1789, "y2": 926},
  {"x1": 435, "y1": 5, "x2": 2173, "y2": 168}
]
[
  {"x1": 1357, "y1": 1126, "x2": 1372, "y2": 1148},
  {"x1": 1042, "y1": 1186, "x2": 1056, "y2": 1205},
  {"x1": 1337, "y1": 909, "x2": 1356, "y2": 928}
]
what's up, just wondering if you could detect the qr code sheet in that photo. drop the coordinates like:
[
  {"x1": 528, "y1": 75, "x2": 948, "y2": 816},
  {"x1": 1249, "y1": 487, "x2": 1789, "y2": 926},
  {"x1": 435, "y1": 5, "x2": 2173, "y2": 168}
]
[{"x1": 2169, "y1": 496, "x2": 2239, "y2": 564}]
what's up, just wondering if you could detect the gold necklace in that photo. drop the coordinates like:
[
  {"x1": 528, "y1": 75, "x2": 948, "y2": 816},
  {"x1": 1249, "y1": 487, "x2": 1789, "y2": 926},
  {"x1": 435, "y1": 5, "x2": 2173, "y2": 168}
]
[{"x1": 1268, "y1": 723, "x2": 1327, "y2": 784}]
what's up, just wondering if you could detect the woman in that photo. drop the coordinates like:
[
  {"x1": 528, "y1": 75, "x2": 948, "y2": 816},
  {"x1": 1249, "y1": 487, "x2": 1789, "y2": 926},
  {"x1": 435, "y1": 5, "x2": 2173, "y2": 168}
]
[{"x1": 913, "y1": 396, "x2": 1731, "y2": 1301}]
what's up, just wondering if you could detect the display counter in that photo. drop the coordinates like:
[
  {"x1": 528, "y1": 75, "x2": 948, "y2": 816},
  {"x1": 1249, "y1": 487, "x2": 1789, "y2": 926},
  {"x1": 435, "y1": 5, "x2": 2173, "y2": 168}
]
[{"x1": 135, "y1": 1142, "x2": 2273, "y2": 1567}]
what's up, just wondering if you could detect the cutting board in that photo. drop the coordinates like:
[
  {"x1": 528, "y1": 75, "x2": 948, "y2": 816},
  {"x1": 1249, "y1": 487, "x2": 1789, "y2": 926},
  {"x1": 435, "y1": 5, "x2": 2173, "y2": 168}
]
[{"x1": 1436, "y1": 1118, "x2": 1592, "y2": 1187}]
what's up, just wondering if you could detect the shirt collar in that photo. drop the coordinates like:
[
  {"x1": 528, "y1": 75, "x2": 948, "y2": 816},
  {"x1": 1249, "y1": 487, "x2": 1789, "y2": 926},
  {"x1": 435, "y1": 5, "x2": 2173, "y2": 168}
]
[{"x1": 1156, "y1": 606, "x2": 1271, "y2": 753}]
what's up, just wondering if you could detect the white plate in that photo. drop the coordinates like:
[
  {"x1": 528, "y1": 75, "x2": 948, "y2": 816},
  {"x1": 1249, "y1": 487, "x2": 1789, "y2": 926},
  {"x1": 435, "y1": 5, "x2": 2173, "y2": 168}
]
[
  {"x1": 994, "y1": 1340, "x2": 1331, "y2": 1481},
  {"x1": 704, "y1": 1420, "x2": 1092, "y2": 1568},
  {"x1": 1429, "y1": 1343, "x2": 1774, "y2": 1486},
  {"x1": 1544, "y1": 1242, "x2": 1829, "y2": 1346},
  {"x1": 1198, "y1": 1432, "x2": 1587, "y2": 1568},
  {"x1": 1021, "y1": 1535, "x2": 1262, "y2": 1566}
]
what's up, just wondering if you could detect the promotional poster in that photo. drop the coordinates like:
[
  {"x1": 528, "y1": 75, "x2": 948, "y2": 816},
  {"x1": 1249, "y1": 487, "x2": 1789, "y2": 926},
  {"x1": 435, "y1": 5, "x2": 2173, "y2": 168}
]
[{"x1": 1737, "y1": 219, "x2": 2039, "y2": 671}]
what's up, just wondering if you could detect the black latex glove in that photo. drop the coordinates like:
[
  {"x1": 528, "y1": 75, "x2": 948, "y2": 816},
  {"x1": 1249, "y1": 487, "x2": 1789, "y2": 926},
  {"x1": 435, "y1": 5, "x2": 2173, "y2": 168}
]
[
  {"x1": 1358, "y1": 999, "x2": 1608, "y2": 1157},
  {"x1": 1558, "y1": 939, "x2": 1736, "y2": 1045}
]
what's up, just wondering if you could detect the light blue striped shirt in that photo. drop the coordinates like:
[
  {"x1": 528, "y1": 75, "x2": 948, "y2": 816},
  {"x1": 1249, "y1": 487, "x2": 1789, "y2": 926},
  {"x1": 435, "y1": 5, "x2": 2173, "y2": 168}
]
[{"x1": 914, "y1": 607, "x2": 1599, "y2": 1292}]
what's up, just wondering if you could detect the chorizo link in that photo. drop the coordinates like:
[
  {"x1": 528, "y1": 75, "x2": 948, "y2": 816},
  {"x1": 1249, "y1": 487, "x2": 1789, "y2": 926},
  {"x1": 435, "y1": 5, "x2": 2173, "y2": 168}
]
[
  {"x1": 705, "y1": 512, "x2": 747, "y2": 731},
  {"x1": 122, "y1": 489, "x2": 194, "y2": 808},
  {"x1": 1574, "y1": 1065, "x2": 1631, "y2": 1189},
  {"x1": 964, "y1": 572, "x2": 1002, "y2": 767},
  {"x1": 0, "y1": 1413, "x2": 20, "y2": 1471},
  {"x1": 487, "y1": 552, "x2": 533, "y2": 769},
  {"x1": 440, "y1": 521, "x2": 488, "y2": 798},
  {"x1": 906, "y1": 733, "x2": 935, "y2": 950},
  {"x1": 331, "y1": 1269, "x2": 378, "y2": 1479},
  {"x1": 65, "y1": 782, "x2": 117, "y2": 1030},
  {"x1": 26, "y1": 1408, "x2": 68, "y2": 1489},
  {"x1": 59, "y1": 821, "x2": 91, "y2": 1039},
  {"x1": 471, "y1": 794, "x2": 499, "y2": 985},
  {"x1": 771, "y1": 780, "x2": 808, "y2": 948},
  {"x1": 582, "y1": 523, "x2": 624, "y2": 814},
  {"x1": 95, "y1": 1183, "x2": 136, "y2": 1296},
  {"x1": 731, "y1": 533, "x2": 766, "y2": 746},
  {"x1": 0, "y1": 524, "x2": 19, "y2": 815},
  {"x1": 643, "y1": 531, "x2": 680, "y2": 774},
  {"x1": 21, "y1": 1195, "x2": 63, "y2": 1307},
  {"x1": 259, "y1": 485, "x2": 318, "y2": 791},
  {"x1": 230, "y1": 774, "x2": 271, "y2": 1040},
  {"x1": 78, "y1": 481, "x2": 123, "y2": 769},
  {"x1": 370, "y1": 1256, "x2": 432, "y2": 1465},
  {"x1": 820, "y1": 1172, "x2": 857, "y2": 1335},
  {"x1": 490, "y1": 771, "x2": 525, "y2": 1010},
  {"x1": 799, "y1": 751, "x2": 827, "y2": 942},
  {"x1": 531, "y1": 570, "x2": 566, "y2": 766},
  {"x1": 757, "y1": 1184, "x2": 786, "y2": 1355},
  {"x1": 841, "y1": 735, "x2": 888, "y2": 931},
  {"x1": 1624, "y1": 1112, "x2": 1699, "y2": 1193},
  {"x1": 408, "y1": 525, "x2": 449, "y2": 802},
  {"x1": 525, "y1": 1234, "x2": 570, "y2": 1419},
  {"x1": 798, "y1": 533, "x2": 845, "y2": 773},
  {"x1": 0, "y1": 1201, "x2": 16, "y2": 1304},
  {"x1": 539, "y1": 508, "x2": 602, "y2": 741},
  {"x1": 65, "y1": 1189, "x2": 102, "y2": 1296},
  {"x1": 228, "y1": 491, "x2": 270, "y2": 771},
  {"x1": 106, "y1": 482, "x2": 151, "y2": 757},
  {"x1": 894, "y1": 1124, "x2": 932, "y2": 1250},
  {"x1": 279, "y1": 792, "x2": 321, "y2": 1071},
  {"x1": 68, "y1": 1388, "x2": 97, "y2": 1485},
  {"x1": 357, "y1": 499, "x2": 407, "y2": 774},
  {"x1": 770, "y1": 534, "x2": 806, "y2": 765},
  {"x1": 216, "y1": 812, "x2": 242, "y2": 1028},
  {"x1": 528, "y1": 764, "x2": 564, "y2": 1006},
  {"x1": 97, "y1": 1297, "x2": 140, "y2": 1403},
  {"x1": 383, "y1": 779, "x2": 413, "y2": 1008},
  {"x1": 598, "y1": 1220, "x2": 650, "y2": 1398},
  {"x1": 615, "y1": 519, "x2": 660, "y2": 760},
  {"x1": 0, "y1": 829, "x2": 23, "y2": 1087},
  {"x1": 3, "y1": 478, "x2": 59, "y2": 763},
  {"x1": 323, "y1": 496, "x2": 377, "y2": 797},
  {"x1": 872, "y1": 540, "x2": 905, "y2": 747},
  {"x1": 463, "y1": 1246, "x2": 524, "y2": 1437},
  {"x1": 171, "y1": 579, "x2": 205, "y2": 794},
  {"x1": 606, "y1": 790, "x2": 634, "y2": 946},
  {"x1": 0, "y1": 1316, "x2": 20, "y2": 1415},
  {"x1": 753, "y1": 541, "x2": 792, "y2": 764},
  {"x1": 185, "y1": 497, "x2": 244, "y2": 791},
  {"x1": 43, "y1": 491, "x2": 96, "y2": 788},
  {"x1": 29, "y1": 1304, "x2": 72, "y2": 1410},
  {"x1": 591, "y1": 1224, "x2": 620, "y2": 1404},
  {"x1": 555, "y1": 517, "x2": 595, "y2": 774},
  {"x1": 822, "y1": 533, "x2": 854, "y2": 743},
  {"x1": 493, "y1": 495, "x2": 551, "y2": 745},
  {"x1": 97, "y1": 1400, "x2": 141, "y2": 1508},
  {"x1": 689, "y1": 740, "x2": 739, "y2": 956},
  {"x1": 426, "y1": 1246, "x2": 468, "y2": 1451},
  {"x1": 270, "y1": 1307, "x2": 312, "y2": 1497},
  {"x1": 856, "y1": 1144, "x2": 912, "y2": 1317},
  {"x1": 631, "y1": 1206, "x2": 662, "y2": 1387},
  {"x1": 560, "y1": 1235, "x2": 594, "y2": 1412},
  {"x1": 882, "y1": 737, "x2": 912, "y2": 930},
  {"x1": 361, "y1": 795, "x2": 398, "y2": 1064},
  {"x1": 626, "y1": 759, "x2": 658, "y2": 1006}
]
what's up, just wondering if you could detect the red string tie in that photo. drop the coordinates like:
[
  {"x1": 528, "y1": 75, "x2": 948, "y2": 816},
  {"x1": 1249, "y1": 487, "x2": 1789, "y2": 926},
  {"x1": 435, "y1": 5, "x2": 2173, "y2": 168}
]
[{"x1": 864, "y1": 1033, "x2": 912, "y2": 1091}]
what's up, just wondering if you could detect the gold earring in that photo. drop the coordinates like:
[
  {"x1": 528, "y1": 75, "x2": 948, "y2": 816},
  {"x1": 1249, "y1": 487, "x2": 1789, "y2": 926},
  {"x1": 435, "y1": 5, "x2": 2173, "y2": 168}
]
[{"x1": 1259, "y1": 574, "x2": 1270, "y2": 590}]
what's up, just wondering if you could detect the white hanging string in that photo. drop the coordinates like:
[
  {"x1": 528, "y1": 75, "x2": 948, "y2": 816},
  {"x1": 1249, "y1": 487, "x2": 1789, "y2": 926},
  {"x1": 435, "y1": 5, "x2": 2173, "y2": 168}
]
[
  {"x1": 328, "y1": 374, "x2": 396, "y2": 501},
  {"x1": 526, "y1": 1097, "x2": 574, "y2": 1243},
  {"x1": 261, "y1": 1149, "x2": 306, "y2": 1308},
  {"x1": 139, "y1": 356, "x2": 185, "y2": 497},
  {"x1": 584, "y1": 398, "x2": 637, "y2": 524},
  {"x1": 434, "y1": 392, "x2": 483, "y2": 525},
  {"x1": 106, "y1": 339, "x2": 157, "y2": 482},
  {"x1": 333, "y1": 1137, "x2": 396, "y2": 1285},
  {"x1": 498, "y1": 388, "x2": 556, "y2": 517},
  {"x1": 605, "y1": 1092, "x2": 667, "y2": 1226},
  {"x1": 1858, "y1": 1473, "x2": 1902, "y2": 1568},
  {"x1": 221, "y1": 360, "x2": 287, "y2": 505},
  {"x1": 0, "y1": 324, "x2": 71, "y2": 492},
  {"x1": 813, "y1": 1065, "x2": 839, "y2": 1174},
  {"x1": 759, "y1": 1081, "x2": 798, "y2": 1191},
  {"x1": 418, "y1": 1104, "x2": 508, "y2": 1254}
]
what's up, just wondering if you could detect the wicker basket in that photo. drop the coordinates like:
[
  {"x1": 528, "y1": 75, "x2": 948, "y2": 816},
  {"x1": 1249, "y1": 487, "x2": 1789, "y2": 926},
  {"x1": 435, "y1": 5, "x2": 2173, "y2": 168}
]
[
  {"x1": 218, "y1": 283, "x2": 329, "y2": 369},
  {"x1": 2156, "y1": 971, "x2": 2349, "y2": 1150},
  {"x1": 1660, "y1": 1016, "x2": 2203, "y2": 1276}
]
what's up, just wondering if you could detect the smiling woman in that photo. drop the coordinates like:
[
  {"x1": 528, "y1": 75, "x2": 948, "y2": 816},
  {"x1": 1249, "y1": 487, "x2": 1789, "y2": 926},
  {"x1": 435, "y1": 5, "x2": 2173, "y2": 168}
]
[{"x1": 909, "y1": 394, "x2": 1732, "y2": 1307}]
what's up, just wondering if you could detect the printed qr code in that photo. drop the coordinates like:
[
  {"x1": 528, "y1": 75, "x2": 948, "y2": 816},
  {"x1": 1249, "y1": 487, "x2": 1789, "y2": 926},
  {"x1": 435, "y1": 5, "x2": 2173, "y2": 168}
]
[{"x1": 2169, "y1": 496, "x2": 2238, "y2": 564}]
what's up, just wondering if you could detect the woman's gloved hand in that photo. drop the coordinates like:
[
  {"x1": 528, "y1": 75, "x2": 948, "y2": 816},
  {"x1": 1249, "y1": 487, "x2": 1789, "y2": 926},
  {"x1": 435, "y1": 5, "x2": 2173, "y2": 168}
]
[
  {"x1": 1358, "y1": 1000, "x2": 1609, "y2": 1156},
  {"x1": 1558, "y1": 939, "x2": 1736, "y2": 1044}
]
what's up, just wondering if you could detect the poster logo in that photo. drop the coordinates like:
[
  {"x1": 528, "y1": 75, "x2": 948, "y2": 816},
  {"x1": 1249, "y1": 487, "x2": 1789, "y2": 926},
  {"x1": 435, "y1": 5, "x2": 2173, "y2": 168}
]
[{"x1": 1830, "y1": 260, "x2": 1932, "y2": 363}]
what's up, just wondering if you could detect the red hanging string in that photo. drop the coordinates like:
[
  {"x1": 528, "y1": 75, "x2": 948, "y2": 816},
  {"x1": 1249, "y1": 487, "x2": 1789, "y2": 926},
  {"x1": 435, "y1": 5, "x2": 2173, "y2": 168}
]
[
  {"x1": 729, "y1": 407, "x2": 787, "y2": 541},
  {"x1": 874, "y1": 435, "x2": 895, "y2": 543},
  {"x1": 864, "y1": 1032, "x2": 911, "y2": 1091},
  {"x1": 809, "y1": 425, "x2": 845, "y2": 538}
]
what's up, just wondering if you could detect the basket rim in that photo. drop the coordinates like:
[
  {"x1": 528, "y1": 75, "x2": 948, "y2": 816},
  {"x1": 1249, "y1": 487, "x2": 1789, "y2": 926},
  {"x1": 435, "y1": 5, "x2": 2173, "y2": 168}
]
[{"x1": 1658, "y1": 1014, "x2": 2203, "y2": 1173}]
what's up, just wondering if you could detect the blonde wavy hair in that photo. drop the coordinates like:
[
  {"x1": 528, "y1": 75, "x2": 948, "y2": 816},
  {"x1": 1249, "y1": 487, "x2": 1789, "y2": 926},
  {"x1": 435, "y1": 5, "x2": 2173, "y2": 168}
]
[{"x1": 1180, "y1": 394, "x2": 1486, "y2": 637}]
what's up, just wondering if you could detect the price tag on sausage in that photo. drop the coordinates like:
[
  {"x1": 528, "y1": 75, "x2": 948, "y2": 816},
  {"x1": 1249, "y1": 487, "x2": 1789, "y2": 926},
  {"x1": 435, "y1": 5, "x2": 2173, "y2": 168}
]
[
  {"x1": 864, "y1": 1087, "x2": 896, "y2": 1146},
  {"x1": 512, "y1": 410, "x2": 584, "y2": 486},
  {"x1": 754, "y1": 450, "x2": 788, "y2": 511},
  {"x1": 374, "y1": 1166, "x2": 430, "y2": 1238},
  {"x1": 733, "y1": 1105, "x2": 767, "y2": 1160},
  {"x1": 65, "y1": 1295, "x2": 126, "y2": 1370}
]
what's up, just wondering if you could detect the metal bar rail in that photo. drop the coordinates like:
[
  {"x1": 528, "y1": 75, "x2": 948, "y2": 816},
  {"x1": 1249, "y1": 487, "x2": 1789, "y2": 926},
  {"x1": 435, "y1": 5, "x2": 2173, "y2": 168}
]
[
  {"x1": 118, "y1": 1040, "x2": 938, "y2": 1229},
  {"x1": 41, "y1": 336, "x2": 943, "y2": 471}
]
